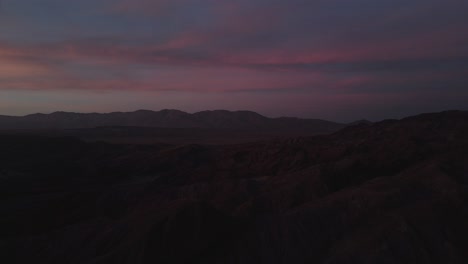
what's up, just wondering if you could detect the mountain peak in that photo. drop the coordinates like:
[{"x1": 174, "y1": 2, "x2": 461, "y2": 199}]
[
  {"x1": 349, "y1": 119, "x2": 373, "y2": 126},
  {"x1": 133, "y1": 109, "x2": 156, "y2": 114}
]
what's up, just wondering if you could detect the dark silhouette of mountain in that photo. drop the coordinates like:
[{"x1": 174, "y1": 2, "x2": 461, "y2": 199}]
[
  {"x1": 1, "y1": 110, "x2": 468, "y2": 263},
  {"x1": 0, "y1": 109, "x2": 345, "y2": 134},
  {"x1": 348, "y1": 119, "x2": 373, "y2": 126}
]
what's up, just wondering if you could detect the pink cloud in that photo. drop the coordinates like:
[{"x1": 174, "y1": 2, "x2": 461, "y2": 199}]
[
  {"x1": 156, "y1": 31, "x2": 207, "y2": 50},
  {"x1": 0, "y1": 44, "x2": 58, "y2": 79},
  {"x1": 0, "y1": 17, "x2": 466, "y2": 94}
]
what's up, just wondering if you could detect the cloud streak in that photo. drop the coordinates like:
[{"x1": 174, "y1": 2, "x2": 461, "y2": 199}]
[{"x1": 0, "y1": 0, "x2": 467, "y2": 119}]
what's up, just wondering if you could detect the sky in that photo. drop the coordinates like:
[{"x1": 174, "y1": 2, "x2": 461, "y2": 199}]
[{"x1": 0, "y1": 0, "x2": 467, "y2": 122}]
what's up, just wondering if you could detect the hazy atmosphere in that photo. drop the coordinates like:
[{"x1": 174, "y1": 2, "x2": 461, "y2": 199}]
[{"x1": 1, "y1": 0, "x2": 467, "y2": 121}]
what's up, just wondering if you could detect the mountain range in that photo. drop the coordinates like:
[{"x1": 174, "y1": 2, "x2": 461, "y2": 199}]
[
  {"x1": 1, "y1": 110, "x2": 468, "y2": 263},
  {"x1": 0, "y1": 109, "x2": 345, "y2": 133}
]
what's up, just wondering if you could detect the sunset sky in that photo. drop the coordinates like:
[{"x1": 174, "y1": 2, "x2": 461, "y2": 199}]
[{"x1": 0, "y1": 0, "x2": 467, "y2": 121}]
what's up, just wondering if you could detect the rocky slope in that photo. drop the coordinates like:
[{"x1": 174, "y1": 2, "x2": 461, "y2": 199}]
[{"x1": 1, "y1": 110, "x2": 468, "y2": 263}]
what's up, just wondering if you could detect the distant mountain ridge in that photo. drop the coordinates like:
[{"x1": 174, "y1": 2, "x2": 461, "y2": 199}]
[
  {"x1": 348, "y1": 119, "x2": 373, "y2": 126},
  {"x1": 0, "y1": 109, "x2": 345, "y2": 134}
]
